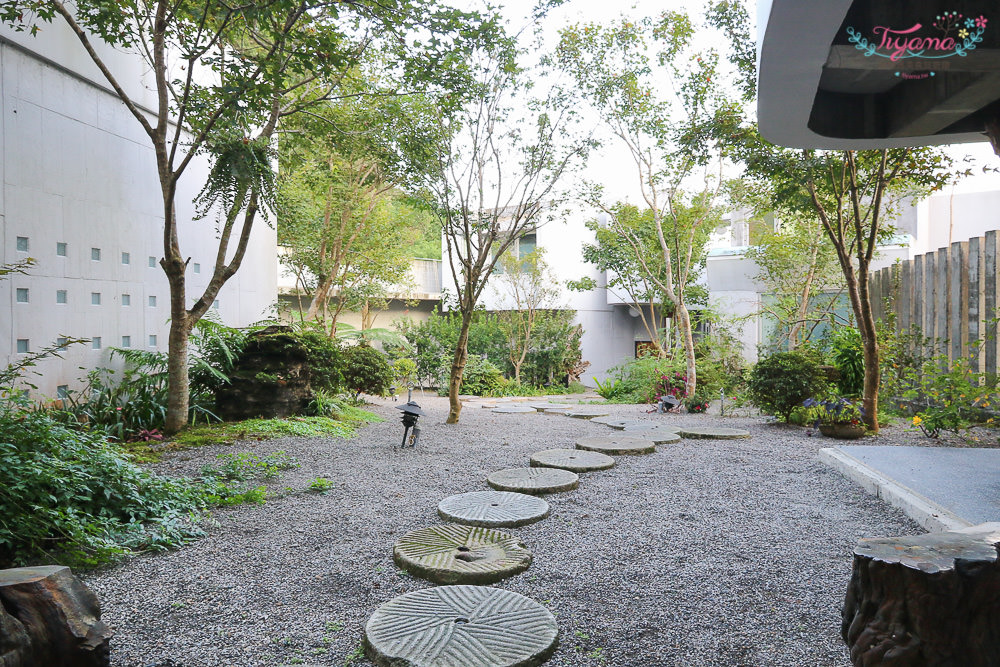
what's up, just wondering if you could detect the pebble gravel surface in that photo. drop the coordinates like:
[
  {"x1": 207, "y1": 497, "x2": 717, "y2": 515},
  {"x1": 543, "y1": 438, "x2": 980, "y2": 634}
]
[{"x1": 82, "y1": 395, "x2": 923, "y2": 667}]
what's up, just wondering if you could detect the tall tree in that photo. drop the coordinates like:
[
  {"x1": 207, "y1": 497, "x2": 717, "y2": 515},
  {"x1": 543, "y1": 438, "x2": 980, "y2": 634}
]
[
  {"x1": 554, "y1": 12, "x2": 741, "y2": 396},
  {"x1": 2, "y1": 0, "x2": 497, "y2": 432},
  {"x1": 492, "y1": 248, "x2": 560, "y2": 383}
]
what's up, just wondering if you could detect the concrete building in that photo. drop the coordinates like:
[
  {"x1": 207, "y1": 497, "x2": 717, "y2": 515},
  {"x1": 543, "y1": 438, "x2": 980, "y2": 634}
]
[{"x1": 1, "y1": 23, "x2": 277, "y2": 398}]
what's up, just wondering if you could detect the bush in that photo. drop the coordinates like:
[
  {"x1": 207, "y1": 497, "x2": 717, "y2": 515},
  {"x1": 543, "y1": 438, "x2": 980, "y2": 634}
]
[
  {"x1": 293, "y1": 328, "x2": 344, "y2": 393},
  {"x1": 685, "y1": 393, "x2": 711, "y2": 413},
  {"x1": 830, "y1": 327, "x2": 864, "y2": 396},
  {"x1": 747, "y1": 351, "x2": 828, "y2": 422},
  {"x1": 341, "y1": 344, "x2": 394, "y2": 399},
  {"x1": 458, "y1": 356, "x2": 507, "y2": 396}
]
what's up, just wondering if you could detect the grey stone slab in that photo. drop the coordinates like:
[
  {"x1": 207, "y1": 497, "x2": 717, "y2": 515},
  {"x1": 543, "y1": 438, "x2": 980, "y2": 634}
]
[
  {"x1": 622, "y1": 423, "x2": 681, "y2": 435},
  {"x1": 616, "y1": 428, "x2": 681, "y2": 444},
  {"x1": 393, "y1": 524, "x2": 532, "y2": 585},
  {"x1": 529, "y1": 448, "x2": 615, "y2": 472},
  {"x1": 575, "y1": 435, "x2": 656, "y2": 455},
  {"x1": 487, "y1": 467, "x2": 579, "y2": 494},
  {"x1": 492, "y1": 406, "x2": 536, "y2": 414},
  {"x1": 589, "y1": 417, "x2": 648, "y2": 429},
  {"x1": 564, "y1": 409, "x2": 610, "y2": 419},
  {"x1": 527, "y1": 402, "x2": 570, "y2": 411},
  {"x1": 676, "y1": 426, "x2": 750, "y2": 440},
  {"x1": 438, "y1": 491, "x2": 550, "y2": 528},
  {"x1": 363, "y1": 585, "x2": 558, "y2": 667}
]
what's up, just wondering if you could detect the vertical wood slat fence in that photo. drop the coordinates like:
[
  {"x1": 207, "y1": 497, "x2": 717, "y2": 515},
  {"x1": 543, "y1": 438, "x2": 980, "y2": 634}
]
[{"x1": 871, "y1": 231, "x2": 1000, "y2": 373}]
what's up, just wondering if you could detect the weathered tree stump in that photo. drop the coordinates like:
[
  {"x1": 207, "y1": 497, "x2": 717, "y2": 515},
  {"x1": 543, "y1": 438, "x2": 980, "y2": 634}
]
[
  {"x1": 842, "y1": 523, "x2": 1000, "y2": 667},
  {"x1": 0, "y1": 566, "x2": 112, "y2": 667}
]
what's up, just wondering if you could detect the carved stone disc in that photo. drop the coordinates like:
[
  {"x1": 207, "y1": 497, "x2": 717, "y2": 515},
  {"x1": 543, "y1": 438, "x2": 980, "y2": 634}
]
[
  {"x1": 676, "y1": 426, "x2": 751, "y2": 440},
  {"x1": 393, "y1": 524, "x2": 532, "y2": 585},
  {"x1": 564, "y1": 408, "x2": 610, "y2": 419},
  {"x1": 438, "y1": 491, "x2": 550, "y2": 528},
  {"x1": 575, "y1": 435, "x2": 656, "y2": 455},
  {"x1": 622, "y1": 423, "x2": 681, "y2": 434},
  {"x1": 589, "y1": 416, "x2": 647, "y2": 429},
  {"x1": 528, "y1": 402, "x2": 570, "y2": 411},
  {"x1": 492, "y1": 406, "x2": 536, "y2": 414},
  {"x1": 529, "y1": 448, "x2": 615, "y2": 472},
  {"x1": 363, "y1": 585, "x2": 559, "y2": 667},
  {"x1": 617, "y1": 427, "x2": 682, "y2": 444},
  {"x1": 487, "y1": 467, "x2": 579, "y2": 494}
]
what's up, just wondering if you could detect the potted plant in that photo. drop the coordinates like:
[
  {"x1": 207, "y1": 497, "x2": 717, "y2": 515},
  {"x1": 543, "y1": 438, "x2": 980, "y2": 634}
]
[{"x1": 803, "y1": 395, "x2": 867, "y2": 439}]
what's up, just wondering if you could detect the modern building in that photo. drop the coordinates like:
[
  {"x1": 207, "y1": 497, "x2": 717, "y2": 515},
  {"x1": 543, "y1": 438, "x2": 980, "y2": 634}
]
[{"x1": 0, "y1": 23, "x2": 277, "y2": 399}]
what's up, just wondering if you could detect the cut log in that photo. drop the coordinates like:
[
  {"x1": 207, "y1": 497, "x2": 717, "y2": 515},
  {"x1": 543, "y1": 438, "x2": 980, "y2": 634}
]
[
  {"x1": 0, "y1": 566, "x2": 111, "y2": 667},
  {"x1": 842, "y1": 523, "x2": 1000, "y2": 667}
]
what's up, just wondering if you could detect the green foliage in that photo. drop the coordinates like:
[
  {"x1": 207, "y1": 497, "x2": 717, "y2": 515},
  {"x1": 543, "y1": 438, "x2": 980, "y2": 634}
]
[
  {"x1": 170, "y1": 413, "x2": 378, "y2": 449},
  {"x1": 292, "y1": 328, "x2": 345, "y2": 393},
  {"x1": 685, "y1": 394, "x2": 712, "y2": 413},
  {"x1": 592, "y1": 376, "x2": 622, "y2": 400},
  {"x1": 308, "y1": 477, "x2": 334, "y2": 494},
  {"x1": 458, "y1": 357, "x2": 507, "y2": 396},
  {"x1": 747, "y1": 351, "x2": 829, "y2": 422},
  {"x1": 392, "y1": 358, "x2": 417, "y2": 389},
  {"x1": 340, "y1": 344, "x2": 395, "y2": 398},
  {"x1": 830, "y1": 327, "x2": 865, "y2": 396},
  {"x1": 198, "y1": 451, "x2": 298, "y2": 506},
  {"x1": 897, "y1": 354, "x2": 997, "y2": 438}
]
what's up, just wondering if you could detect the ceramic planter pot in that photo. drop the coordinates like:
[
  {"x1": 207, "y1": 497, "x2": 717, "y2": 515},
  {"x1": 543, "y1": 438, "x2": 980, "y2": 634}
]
[{"x1": 819, "y1": 423, "x2": 866, "y2": 439}]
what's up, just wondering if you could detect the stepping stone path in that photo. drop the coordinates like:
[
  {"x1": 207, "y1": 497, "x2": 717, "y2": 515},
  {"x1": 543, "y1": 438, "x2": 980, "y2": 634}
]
[
  {"x1": 622, "y1": 423, "x2": 681, "y2": 434},
  {"x1": 564, "y1": 408, "x2": 610, "y2": 419},
  {"x1": 528, "y1": 402, "x2": 570, "y2": 411},
  {"x1": 530, "y1": 448, "x2": 615, "y2": 472},
  {"x1": 575, "y1": 435, "x2": 657, "y2": 455},
  {"x1": 589, "y1": 416, "x2": 649, "y2": 429},
  {"x1": 393, "y1": 524, "x2": 532, "y2": 585},
  {"x1": 619, "y1": 428, "x2": 681, "y2": 444},
  {"x1": 492, "y1": 406, "x2": 536, "y2": 414},
  {"x1": 363, "y1": 585, "x2": 559, "y2": 667},
  {"x1": 487, "y1": 467, "x2": 579, "y2": 494},
  {"x1": 439, "y1": 490, "x2": 550, "y2": 528},
  {"x1": 676, "y1": 426, "x2": 751, "y2": 440}
]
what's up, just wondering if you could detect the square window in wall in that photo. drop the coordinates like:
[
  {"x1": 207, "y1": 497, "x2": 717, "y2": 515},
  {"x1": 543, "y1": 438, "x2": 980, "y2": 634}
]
[
  {"x1": 91, "y1": 247, "x2": 101, "y2": 261},
  {"x1": 92, "y1": 337, "x2": 102, "y2": 350},
  {"x1": 91, "y1": 292, "x2": 101, "y2": 305},
  {"x1": 56, "y1": 242, "x2": 67, "y2": 256},
  {"x1": 16, "y1": 237, "x2": 28, "y2": 252},
  {"x1": 148, "y1": 334, "x2": 157, "y2": 347},
  {"x1": 148, "y1": 256, "x2": 157, "y2": 267},
  {"x1": 213, "y1": 300, "x2": 220, "y2": 309},
  {"x1": 16, "y1": 339, "x2": 29, "y2": 353},
  {"x1": 57, "y1": 385, "x2": 69, "y2": 399},
  {"x1": 148, "y1": 295, "x2": 157, "y2": 307},
  {"x1": 56, "y1": 290, "x2": 67, "y2": 304},
  {"x1": 15, "y1": 288, "x2": 28, "y2": 303},
  {"x1": 56, "y1": 337, "x2": 68, "y2": 346},
  {"x1": 122, "y1": 294, "x2": 131, "y2": 306},
  {"x1": 193, "y1": 263, "x2": 201, "y2": 273},
  {"x1": 122, "y1": 252, "x2": 130, "y2": 265},
  {"x1": 121, "y1": 335, "x2": 131, "y2": 348}
]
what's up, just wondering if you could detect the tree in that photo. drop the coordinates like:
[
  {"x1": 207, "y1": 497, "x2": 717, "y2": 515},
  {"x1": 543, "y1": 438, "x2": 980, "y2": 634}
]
[
  {"x1": 492, "y1": 248, "x2": 560, "y2": 383},
  {"x1": 554, "y1": 12, "x2": 740, "y2": 397},
  {"x1": 2, "y1": 0, "x2": 497, "y2": 432},
  {"x1": 428, "y1": 40, "x2": 587, "y2": 424}
]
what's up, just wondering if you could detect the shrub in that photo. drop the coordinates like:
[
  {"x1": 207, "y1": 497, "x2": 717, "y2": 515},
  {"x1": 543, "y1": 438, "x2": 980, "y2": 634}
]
[
  {"x1": 830, "y1": 327, "x2": 864, "y2": 396},
  {"x1": 458, "y1": 356, "x2": 506, "y2": 396},
  {"x1": 747, "y1": 351, "x2": 829, "y2": 422},
  {"x1": 341, "y1": 344, "x2": 394, "y2": 399},
  {"x1": 293, "y1": 328, "x2": 344, "y2": 393},
  {"x1": 392, "y1": 358, "x2": 417, "y2": 389},
  {"x1": 685, "y1": 393, "x2": 711, "y2": 413}
]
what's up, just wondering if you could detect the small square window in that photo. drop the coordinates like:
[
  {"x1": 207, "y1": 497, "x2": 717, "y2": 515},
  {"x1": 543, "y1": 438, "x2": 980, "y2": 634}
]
[
  {"x1": 148, "y1": 335, "x2": 157, "y2": 347},
  {"x1": 56, "y1": 290, "x2": 67, "y2": 304},
  {"x1": 56, "y1": 337, "x2": 68, "y2": 346},
  {"x1": 213, "y1": 300, "x2": 220, "y2": 309},
  {"x1": 91, "y1": 247, "x2": 101, "y2": 261},
  {"x1": 91, "y1": 292, "x2": 101, "y2": 305},
  {"x1": 15, "y1": 288, "x2": 28, "y2": 303},
  {"x1": 121, "y1": 294, "x2": 131, "y2": 306},
  {"x1": 121, "y1": 252, "x2": 130, "y2": 265},
  {"x1": 193, "y1": 263, "x2": 201, "y2": 273},
  {"x1": 121, "y1": 335, "x2": 131, "y2": 348},
  {"x1": 148, "y1": 256, "x2": 157, "y2": 267},
  {"x1": 92, "y1": 337, "x2": 102, "y2": 350},
  {"x1": 148, "y1": 295, "x2": 157, "y2": 307},
  {"x1": 16, "y1": 237, "x2": 28, "y2": 252},
  {"x1": 57, "y1": 385, "x2": 69, "y2": 399},
  {"x1": 16, "y1": 339, "x2": 29, "y2": 353},
  {"x1": 56, "y1": 242, "x2": 67, "y2": 256}
]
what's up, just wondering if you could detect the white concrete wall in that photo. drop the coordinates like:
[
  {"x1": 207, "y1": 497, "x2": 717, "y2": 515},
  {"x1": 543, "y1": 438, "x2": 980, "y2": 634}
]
[{"x1": 1, "y1": 30, "x2": 277, "y2": 398}]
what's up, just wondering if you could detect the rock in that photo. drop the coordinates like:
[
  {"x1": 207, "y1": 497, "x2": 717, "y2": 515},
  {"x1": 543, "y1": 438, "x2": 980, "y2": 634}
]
[
  {"x1": 487, "y1": 467, "x2": 579, "y2": 494},
  {"x1": 618, "y1": 427, "x2": 682, "y2": 444},
  {"x1": 393, "y1": 525, "x2": 532, "y2": 585},
  {"x1": 438, "y1": 491, "x2": 550, "y2": 528},
  {"x1": 842, "y1": 523, "x2": 1000, "y2": 666},
  {"x1": 492, "y1": 406, "x2": 536, "y2": 414},
  {"x1": 675, "y1": 426, "x2": 750, "y2": 440},
  {"x1": 589, "y1": 417, "x2": 648, "y2": 429},
  {"x1": 363, "y1": 586, "x2": 558, "y2": 667},
  {"x1": 0, "y1": 566, "x2": 112, "y2": 667},
  {"x1": 575, "y1": 435, "x2": 656, "y2": 455},
  {"x1": 622, "y1": 423, "x2": 681, "y2": 435},
  {"x1": 213, "y1": 326, "x2": 312, "y2": 420},
  {"x1": 564, "y1": 409, "x2": 610, "y2": 419},
  {"x1": 529, "y1": 448, "x2": 615, "y2": 472}
]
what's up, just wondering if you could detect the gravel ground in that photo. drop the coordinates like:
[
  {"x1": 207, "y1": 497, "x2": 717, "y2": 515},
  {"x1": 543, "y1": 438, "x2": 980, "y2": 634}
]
[{"x1": 82, "y1": 395, "x2": 926, "y2": 667}]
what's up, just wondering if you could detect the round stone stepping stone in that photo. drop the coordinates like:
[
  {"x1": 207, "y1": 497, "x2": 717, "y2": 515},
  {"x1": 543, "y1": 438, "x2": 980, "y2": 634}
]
[
  {"x1": 529, "y1": 448, "x2": 615, "y2": 472},
  {"x1": 542, "y1": 406, "x2": 571, "y2": 415},
  {"x1": 486, "y1": 467, "x2": 579, "y2": 494},
  {"x1": 620, "y1": 427, "x2": 682, "y2": 444},
  {"x1": 590, "y1": 416, "x2": 648, "y2": 429},
  {"x1": 575, "y1": 435, "x2": 656, "y2": 455},
  {"x1": 528, "y1": 402, "x2": 569, "y2": 411},
  {"x1": 623, "y1": 423, "x2": 681, "y2": 435},
  {"x1": 438, "y1": 491, "x2": 549, "y2": 528},
  {"x1": 676, "y1": 426, "x2": 751, "y2": 440},
  {"x1": 492, "y1": 406, "x2": 536, "y2": 414},
  {"x1": 393, "y1": 524, "x2": 531, "y2": 585},
  {"x1": 564, "y1": 408, "x2": 610, "y2": 419},
  {"x1": 363, "y1": 585, "x2": 558, "y2": 667}
]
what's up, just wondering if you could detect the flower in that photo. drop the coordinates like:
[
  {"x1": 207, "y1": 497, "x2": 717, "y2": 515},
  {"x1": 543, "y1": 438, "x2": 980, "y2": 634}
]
[
  {"x1": 912, "y1": 415, "x2": 923, "y2": 426},
  {"x1": 976, "y1": 16, "x2": 988, "y2": 28},
  {"x1": 959, "y1": 28, "x2": 969, "y2": 38}
]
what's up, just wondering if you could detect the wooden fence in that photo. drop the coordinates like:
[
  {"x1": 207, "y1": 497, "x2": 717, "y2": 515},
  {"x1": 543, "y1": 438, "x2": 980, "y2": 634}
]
[{"x1": 870, "y1": 230, "x2": 1000, "y2": 372}]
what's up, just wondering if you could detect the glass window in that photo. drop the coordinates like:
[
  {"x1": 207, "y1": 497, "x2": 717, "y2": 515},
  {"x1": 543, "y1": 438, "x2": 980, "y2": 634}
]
[
  {"x1": 148, "y1": 295, "x2": 157, "y2": 307},
  {"x1": 92, "y1": 337, "x2": 102, "y2": 349},
  {"x1": 57, "y1": 385, "x2": 69, "y2": 399},
  {"x1": 16, "y1": 237, "x2": 28, "y2": 252},
  {"x1": 121, "y1": 252, "x2": 130, "y2": 265},
  {"x1": 16, "y1": 339, "x2": 29, "y2": 353},
  {"x1": 56, "y1": 242, "x2": 67, "y2": 256},
  {"x1": 193, "y1": 263, "x2": 200, "y2": 273},
  {"x1": 121, "y1": 335, "x2": 131, "y2": 348},
  {"x1": 213, "y1": 299, "x2": 220, "y2": 309},
  {"x1": 148, "y1": 335, "x2": 157, "y2": 347},
  {"x1": 15, "y1": 288, "x2": 28, "y2": 303},
  {"x1": 91, "y1": 292, "x2": 101, "y2": 305},
  {"x1": 56, "y1": 290, "x2": 67, "y2": 304},
  {"x1": 122, "y1": 294, "x2": 131, "y2": 306},
  {"x1": 91, "y1": 247, "x2": 101, "y2": 261},
  {"x1": 56, "y1": 337, "x2": 68, "y2": 346},
  {"x1": 518, "y1": 233, "x2": 537, "y2": 259},
  {"x1": 148, "y1": 256, "x2": 157, "y2": 267}
]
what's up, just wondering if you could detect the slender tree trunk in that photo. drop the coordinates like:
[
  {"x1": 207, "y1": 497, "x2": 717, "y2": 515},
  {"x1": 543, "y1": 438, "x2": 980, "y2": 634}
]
[
  {"x1": 788, "y1": 239, "x2": 821, "y2": 349},
  {"x1": 447, "y1": 310, "x2": 473, "y2": 424},
  {"x1": 674, "y1": 298, "x2": 698, "y2": 396}
]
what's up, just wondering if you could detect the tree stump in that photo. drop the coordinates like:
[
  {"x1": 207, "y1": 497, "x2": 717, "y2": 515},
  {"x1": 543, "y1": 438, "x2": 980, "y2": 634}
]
[
  {"x1": 0, "y1": 566, "x2": 111, "y2": 667},
  {"x1": 842, "y1": 523, "x2": 1000, "y2": 667}
]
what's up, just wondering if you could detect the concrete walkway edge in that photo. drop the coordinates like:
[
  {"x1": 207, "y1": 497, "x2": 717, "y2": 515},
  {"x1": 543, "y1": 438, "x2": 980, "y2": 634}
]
[{"x1": 818, "y1": 447, "x2": 972, "y2": 532}]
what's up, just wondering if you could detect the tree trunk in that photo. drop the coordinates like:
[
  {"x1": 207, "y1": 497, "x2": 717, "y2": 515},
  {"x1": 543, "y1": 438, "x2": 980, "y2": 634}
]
[
  {"x1": 164, "y1": 312, "x2": 191, "y2": 434},
  {"x1": 788, "y1": 239, "x2": 821, "y2": 348},
  {"x1": 446, "y1": 311, "x2": 473, "y2": 424},
  {"x1": 675, "y1": 299, "x2": 698, "y2": 396}
]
